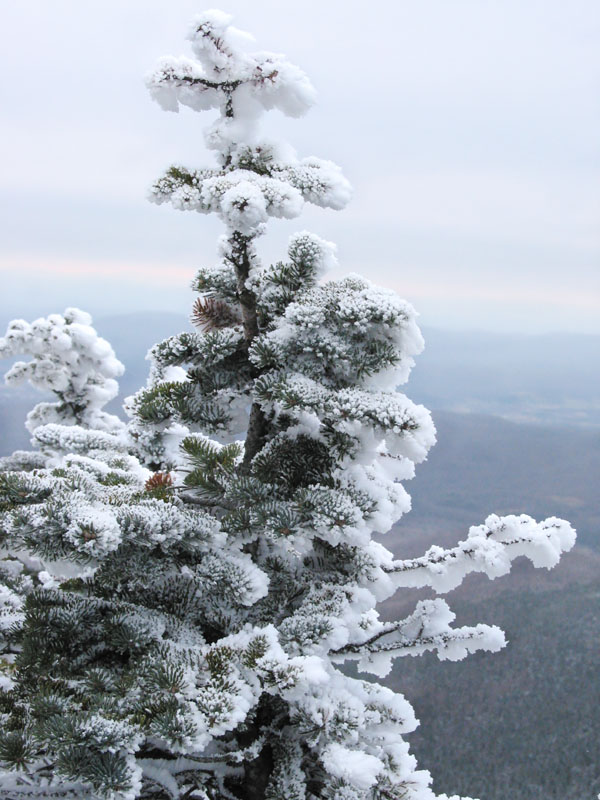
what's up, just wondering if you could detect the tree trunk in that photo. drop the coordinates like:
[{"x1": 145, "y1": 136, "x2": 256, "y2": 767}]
[{"x1": 228, "y1": 231, "x2": 268, "y2": 471}]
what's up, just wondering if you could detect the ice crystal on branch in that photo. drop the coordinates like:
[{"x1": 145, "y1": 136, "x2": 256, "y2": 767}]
[
  {"x1": 0, "y1": 10, "x2": 575, "y2": 800},
  {"x1": 0, "y1": 308, "x2": 124, "y2": 436}
]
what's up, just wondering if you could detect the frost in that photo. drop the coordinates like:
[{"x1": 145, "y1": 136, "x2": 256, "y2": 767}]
[
  {"x1": 0, "y1": 308, "x2": 125, "y2": 436},
  {"x1": 388, "y1": 514, "x2": 576, "y2": 593},
  {"x1": 321, "y1": 743, "x2": 383, "y2": 789},
  {"x1": 0, "y1": 9, "x2": 575, "y2": 800}
]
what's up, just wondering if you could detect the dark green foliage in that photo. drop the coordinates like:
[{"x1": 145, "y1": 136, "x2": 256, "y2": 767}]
[
  {"x1": 0, "y1": 474, "x2": 51, "y2": 512},
  {"x1": 131, "y1": 384, "x2": 174, "y2": 425},
  {"x1": 251, "y1": 435, "x2": 334, "y2": 492},
  {"x1": 191, "y1": 295, "x2": 241, "y2": 332},
  {"x1": 182, "y1": 436, "x2": 242, "y2": 501},
  {"x1": 56, "y1": 749, "x2": 134, "y2": 796},
  {"x1": 0, "y1": 732, "x2": 36, "y2": 770},
  {"x1": 192, "y1": 263, "x2": 239, "y2": 302}
]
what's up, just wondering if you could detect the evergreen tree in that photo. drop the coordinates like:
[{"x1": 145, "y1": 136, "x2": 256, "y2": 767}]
[{"x1": 0, "y1": 11, "x2": 575, "y2": 800}]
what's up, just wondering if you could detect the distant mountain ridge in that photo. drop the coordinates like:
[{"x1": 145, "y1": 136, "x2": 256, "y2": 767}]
[
  {"x1": 92, "y1": 313, "x2": 600, "y2": 427},
  {"x1": 2, "y1": 310, "x2": 599, "y2": 471},
  {"x1": 2, "y1": 310, "x2": 598, "y2": 428},
  {"x1": 408, "y1": 326, "x2": 600, "y2": 427}
]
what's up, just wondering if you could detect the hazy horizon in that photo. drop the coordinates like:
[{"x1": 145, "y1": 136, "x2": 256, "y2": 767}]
[{"x1": 1, "y1": 1, "x2": 598, "y2": 334}]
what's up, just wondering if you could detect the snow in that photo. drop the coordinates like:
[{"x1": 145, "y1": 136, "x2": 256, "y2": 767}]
[
  {"x1": 63, "y1": 504, "x2": 122, "y2": 556},
  {"x1": 389, "y1": 513, "x2": 576, "y2": 593},
  {"x1": 150, "y1": 164, "x2": 348, "y2": 229},
  {"x1": 321, "y1": 743, "x2": 383, "y2": 790},
  {"x1": 0, "y1": 9, "x2": 577, "y2": 800},
  {"x1": 0, "y1": 308, "x2": 125, "y2": 435},
  {"x1": 147, "y1": 10, "x2": 316, "y2": 124}
]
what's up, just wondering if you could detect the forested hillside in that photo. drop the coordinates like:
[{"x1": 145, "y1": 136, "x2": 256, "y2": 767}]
[
  {"x1": 1, "y1": 313, "x2": 597, "y2": 799},
  {"x1": 376, "y1": 411, "x2": 599, "y2": 799},
  {"x1": 379, "y1": 562, "x2": 599, "y2": 799},
  {"x1": 375, "y1": 411, "x2": 600, "y2": 800}
]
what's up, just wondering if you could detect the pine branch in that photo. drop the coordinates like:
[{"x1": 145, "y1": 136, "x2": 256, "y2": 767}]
[
  {"x1": 332, "y1": 627, "x2": 496, "y2": 657},
  {"x1": 384, "y1": 514, "x2": 575, "y2": 593},
  {"x1": 191, "y1": 296, "x2": 241, "y2": 332}
]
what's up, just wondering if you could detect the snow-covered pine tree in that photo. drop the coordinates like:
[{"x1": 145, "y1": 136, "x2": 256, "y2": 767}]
[{"x1": 0, "y1": 11, "x2": 575, "y2": 800}]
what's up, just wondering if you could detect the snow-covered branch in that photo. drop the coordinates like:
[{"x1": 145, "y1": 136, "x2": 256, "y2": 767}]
[
  {"x1": 331, "y1": 599, "x2": 505, "y2": 677},
  {"x1": 0, "y1": 308, "x2": 124, "y2": 435},
  {"x1": 386, "y1": 514, "x2": 576, "y2": 593}
]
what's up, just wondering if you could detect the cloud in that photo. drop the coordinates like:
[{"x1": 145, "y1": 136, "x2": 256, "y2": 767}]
[
  {"x1": 351, "y1": 169, "x2": 600, "y2": 250},
  {"x1": 0, "y1": 253, "x2": 194, "y2": 286},
  {"x1": 0, "y1": 0, "x2": 598, "y2": 334}
]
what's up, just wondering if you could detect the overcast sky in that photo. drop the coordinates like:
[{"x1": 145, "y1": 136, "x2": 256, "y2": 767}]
[{"x1": 0, "y1": 0, "x2": 598, "y2": 333}]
